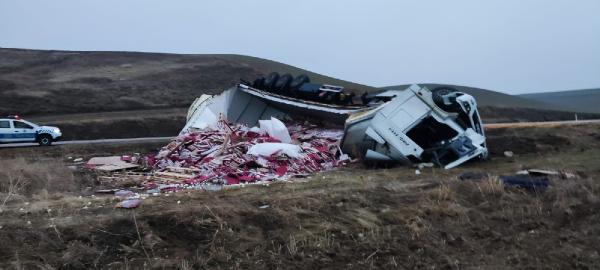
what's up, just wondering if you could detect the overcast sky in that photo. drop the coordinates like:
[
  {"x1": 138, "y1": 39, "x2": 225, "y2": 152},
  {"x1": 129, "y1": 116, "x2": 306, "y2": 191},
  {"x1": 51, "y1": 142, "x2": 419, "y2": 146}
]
[{"x1": 1, "y1": 0, "x2": 599, "y2": 94}]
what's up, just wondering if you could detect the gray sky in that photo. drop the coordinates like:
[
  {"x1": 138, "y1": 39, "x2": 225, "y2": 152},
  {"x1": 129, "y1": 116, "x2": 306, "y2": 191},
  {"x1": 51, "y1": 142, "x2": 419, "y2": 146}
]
[{"x1": 1, "y1": 0, "x2": 599, "y2": 94}]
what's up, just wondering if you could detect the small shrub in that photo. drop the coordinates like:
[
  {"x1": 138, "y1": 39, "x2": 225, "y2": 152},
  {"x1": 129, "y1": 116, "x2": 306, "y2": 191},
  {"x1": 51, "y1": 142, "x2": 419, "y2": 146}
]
[{"x1": 0, "y1": 157, "x2": 81, "y2": 203}]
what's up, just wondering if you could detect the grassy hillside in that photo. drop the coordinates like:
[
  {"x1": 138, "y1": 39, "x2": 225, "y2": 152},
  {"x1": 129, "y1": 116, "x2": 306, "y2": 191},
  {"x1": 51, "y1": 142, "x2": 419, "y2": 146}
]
[
  {"x1": 0, "y1": 48, "x2": 376, "y2": 116},
  {"x1": 2, "y1": 47, "x2": 597, "y2": 131},
  {"x1": 519, "y1": 88, "x2": 600, "y2": 114},
  {"x1": 381, "y1": 83, "x2": 560, "y2": 111}
]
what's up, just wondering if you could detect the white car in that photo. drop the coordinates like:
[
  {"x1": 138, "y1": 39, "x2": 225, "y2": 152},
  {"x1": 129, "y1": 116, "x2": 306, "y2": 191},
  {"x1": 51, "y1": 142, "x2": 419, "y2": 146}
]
[{"x1": 0, "y1": 116, "x2": 62, "y2": 146}]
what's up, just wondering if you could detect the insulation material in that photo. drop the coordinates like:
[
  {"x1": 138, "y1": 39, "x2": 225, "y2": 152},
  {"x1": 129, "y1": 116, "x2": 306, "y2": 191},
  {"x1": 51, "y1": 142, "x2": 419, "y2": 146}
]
[
  {"x1": 247, "y1": 143, "x2": 303, "y2": 159},
  {"x1": 258, "y1": 117, "x2": 292, "y2": 143}
]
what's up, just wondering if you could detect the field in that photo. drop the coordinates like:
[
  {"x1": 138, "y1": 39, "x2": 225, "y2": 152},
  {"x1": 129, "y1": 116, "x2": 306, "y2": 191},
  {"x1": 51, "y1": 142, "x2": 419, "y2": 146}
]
[
  {"x1": 520, "y1": 88, "x2": 600, "y2": 114},
  {"x1": 1, "y1": 123, "x2": 599, "y2": 269},
  {"x1": 0, "y1": 48, "x2": 375, "y2": 117},
  {"x1": 2, "y1": 48, "x2": 599, "y2": 142},
  {"x1": 381, "y1": 84, "x2": 554, "y2": 111},
  {"x1": 1, "y1": 47, "x2": 599, "y2": 269}
]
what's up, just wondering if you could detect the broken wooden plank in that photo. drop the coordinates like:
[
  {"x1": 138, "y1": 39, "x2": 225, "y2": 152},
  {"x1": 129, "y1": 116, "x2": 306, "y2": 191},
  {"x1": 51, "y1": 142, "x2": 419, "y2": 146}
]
[
  {"x1": 154, "y1": 171, "x2": 195, "y2": 179},
  {"x1": 166, "y1": 166, "x2": 201, "y2": 172}
]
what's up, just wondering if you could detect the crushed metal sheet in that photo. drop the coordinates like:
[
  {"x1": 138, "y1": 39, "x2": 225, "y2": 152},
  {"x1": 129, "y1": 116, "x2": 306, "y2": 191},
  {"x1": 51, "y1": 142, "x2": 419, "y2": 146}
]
[{"x1": 86, "y1": 156, "x2": 139, "y2": 171}]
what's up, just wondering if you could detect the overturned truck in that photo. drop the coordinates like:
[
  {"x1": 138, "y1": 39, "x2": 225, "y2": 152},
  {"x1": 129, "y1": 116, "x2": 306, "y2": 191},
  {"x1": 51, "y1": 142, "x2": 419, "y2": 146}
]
[{"x1": 182, "y1": 73, "x2": 488, "y2": 169}]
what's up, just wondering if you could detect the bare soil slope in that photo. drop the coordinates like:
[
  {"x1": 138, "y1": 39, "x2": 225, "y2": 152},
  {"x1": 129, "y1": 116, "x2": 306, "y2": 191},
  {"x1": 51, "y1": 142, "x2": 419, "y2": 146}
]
[{"x1": 0, "y1": 48, "x2": 375, "y2": 116}]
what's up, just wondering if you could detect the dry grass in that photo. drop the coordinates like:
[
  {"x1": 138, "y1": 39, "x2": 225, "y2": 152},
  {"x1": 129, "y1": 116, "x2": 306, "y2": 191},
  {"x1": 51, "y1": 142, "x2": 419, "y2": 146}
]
[
  {"x1": 476, "y1": 175, "x2": 505, "y2": 196},
  {"x1": 0, "y1": 125, "x2": 600, "y2": 269},
  {"x1": 1, "y1": 164, "x2": 599, "y2": 269},
  {"x1": 0, "y1": 157, "x2": 87, "y2": 209}
]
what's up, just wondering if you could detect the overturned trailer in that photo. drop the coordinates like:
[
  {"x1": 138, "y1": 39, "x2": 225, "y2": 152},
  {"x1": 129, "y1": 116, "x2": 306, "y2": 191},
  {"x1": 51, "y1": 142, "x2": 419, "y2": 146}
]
[{"x1": 182, "y1": 78, "x2": 487, "y2": 169}]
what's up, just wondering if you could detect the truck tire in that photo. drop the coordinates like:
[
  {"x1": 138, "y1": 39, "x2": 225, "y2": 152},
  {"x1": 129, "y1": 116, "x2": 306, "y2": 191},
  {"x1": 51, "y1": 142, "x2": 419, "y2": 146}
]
[
  {"x1": 263, "y1": 72, "x2": 280, "y2": 91},
  {"x1": 274, "y1": 73, "x2": 293, "y2": 94},
  {"x1": 37, "y1": 134, "x2": 53, "y2": 146},
  {"x1": 252, "y1": 77, "x2": 265, "y2": 89},
  {"x1": 432, "y1": 87, "x2": 461, "y2": 112},
  {"x1": 290, "y1": 74, "x2": 310, "y2": 92}
]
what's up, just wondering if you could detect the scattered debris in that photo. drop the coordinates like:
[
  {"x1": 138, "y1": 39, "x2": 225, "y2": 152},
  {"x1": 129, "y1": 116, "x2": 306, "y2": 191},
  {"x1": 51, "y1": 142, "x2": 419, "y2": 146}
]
[
  {"x1": 150, "y1": 118, "x2": 346, "y2": 186},
  {"x1": 458, "y1": 171, "x2": 489, "y2": 181},
  {"x1": 527, "y1": 169, "x2": 560, "y2": 176},
  {"x1": 459, "y1": 169, "x2": 563, "y2": 191},
  {"x1": 86, "y1": 156, "x2": 139, "y2": 171},
  {"x1": 517, "y1": 168, "x2": 578, "y2": 179},
  {"x1": 116, "y1": 199, "x2": 142, "y2": 209},
  {"x1": 89, "y1": 118, "x2": 348, "y2": 194},
  {"x1": 95, "y1": 189, "x2": 120, "y2": 194},
  {"x1": 499, "y1": 175, "x2": 549, "y2": 190},
  {"x1": 417, "y1": 162, "x2": 434, "y2": 170},
  {"x1": 111, "y1": 189, "x2": 143, "y2": 209},
  {"x1": 258, "y1": 117, "x2": 292, "y2": 143},
  {"x1": 114, "y1": 190, "x2": 135, "y2": 199}
]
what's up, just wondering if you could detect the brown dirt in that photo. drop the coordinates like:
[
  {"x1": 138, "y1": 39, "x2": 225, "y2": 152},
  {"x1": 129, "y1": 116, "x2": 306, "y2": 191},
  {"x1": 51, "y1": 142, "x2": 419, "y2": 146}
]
[{"x1": 485, "y1": 123, "x2": 599, "y2": 156}]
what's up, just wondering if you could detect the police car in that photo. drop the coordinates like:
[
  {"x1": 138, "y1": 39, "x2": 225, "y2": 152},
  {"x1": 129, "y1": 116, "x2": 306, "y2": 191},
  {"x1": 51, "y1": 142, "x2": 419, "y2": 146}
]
[{"x1": 0, "y1": 116, "x2": 62, "y2": 146}]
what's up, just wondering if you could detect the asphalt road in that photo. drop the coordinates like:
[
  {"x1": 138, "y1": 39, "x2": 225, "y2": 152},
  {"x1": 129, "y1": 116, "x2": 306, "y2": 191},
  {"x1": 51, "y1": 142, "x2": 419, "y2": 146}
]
[
  {"x1": 1, "y1": 119, "x2": 599, "y2": 149},
  {"x1": 0, "y1": 136, "x2": 173, "y2": 148}
]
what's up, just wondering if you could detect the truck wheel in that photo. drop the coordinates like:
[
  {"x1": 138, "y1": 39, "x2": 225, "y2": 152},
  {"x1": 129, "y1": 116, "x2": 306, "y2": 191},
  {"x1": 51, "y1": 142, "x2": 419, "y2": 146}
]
[
  {"x1": 252, "y1": 77, "x2": 265, "y2": 89},
  {"x1": 432, "y1": 87, "x2": 461, "y2": 112},
  {"x1": 38, "y1": 134, "x2": 53, "y2": 146},
  {"x1": 263, "y1": 72, "x2": 280, "y2": 91},
  {"x1": 290, "y1": 74, "x2": 310, "y2": 91},
  {"x1": 274, "y1": 73, "x2": 293, "y2": 94}
]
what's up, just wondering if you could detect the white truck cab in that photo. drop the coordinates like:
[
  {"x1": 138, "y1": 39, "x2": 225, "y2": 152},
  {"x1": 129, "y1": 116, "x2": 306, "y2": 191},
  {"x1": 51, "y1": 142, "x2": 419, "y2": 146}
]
[
  {"x1": 0, "y1": 116, "x2": 62, "y2": 146},
  {"x1": 342, "y1": 85, "x2": 488, "y2": 169}
]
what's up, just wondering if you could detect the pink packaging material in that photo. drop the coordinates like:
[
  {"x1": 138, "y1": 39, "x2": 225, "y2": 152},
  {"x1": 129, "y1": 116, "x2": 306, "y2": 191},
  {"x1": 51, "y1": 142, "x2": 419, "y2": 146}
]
[
  {"x1": 145, "y1": 118, "x2": 348, "y2": 189},
  {"x1": 114, "y1": 190, "x2": 135, "y2": 199},
  {"x1": 116, "y1": 199, "x2": 142, "y2": 209}
]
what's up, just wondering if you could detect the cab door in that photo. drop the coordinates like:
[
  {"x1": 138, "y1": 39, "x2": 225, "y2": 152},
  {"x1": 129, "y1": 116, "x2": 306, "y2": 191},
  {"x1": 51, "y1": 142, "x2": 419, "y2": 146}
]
[
  {"x1": 0, "y1": 120, "x2": 16, "y2": 142},
  {"x1": 12, "y1": 120, "x2": 37, "y2": 142}
]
